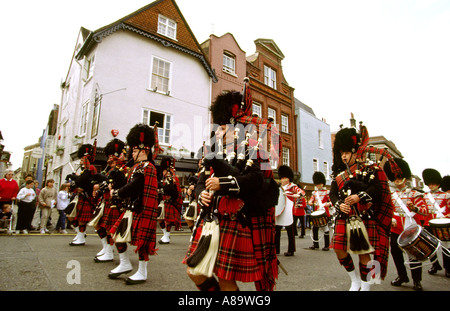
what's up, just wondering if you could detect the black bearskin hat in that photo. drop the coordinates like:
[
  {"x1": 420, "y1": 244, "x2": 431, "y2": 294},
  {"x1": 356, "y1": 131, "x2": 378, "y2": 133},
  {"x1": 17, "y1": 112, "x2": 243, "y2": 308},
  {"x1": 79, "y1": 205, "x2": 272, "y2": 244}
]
[
  {"x1": 332, "y1": 127, "x2": 360, "y2": 174},
  {"x1": 126, "y1": 124, "x2": 155, "y2": 151},
  {"x1": 160, "y1": 156, "x2": 174, "y2": 171},
  {"x1": 422, "y1": 168, "x2": 442, "y2": 186},
  {"x1": 384, "y1": 158, "x2": 411, "y2": 182},
  {"x1": 441, "y1": 175, "x2": 450, "y2": 192},
  {"x1": 278, "y1": 165, "x2": 294, "y2": 182},
  {"x1": 312, "y1": 171, "x2": 326, "y2": 185},
  {"x1": 104, "y1": 138, "x2": 125, "y2": 158},
  {"x1": 77, "y1": 144, "x2": 94, "y2": 160},
  {"x1": 210, "y1": 91, "x2": 242, "y2": 125}
]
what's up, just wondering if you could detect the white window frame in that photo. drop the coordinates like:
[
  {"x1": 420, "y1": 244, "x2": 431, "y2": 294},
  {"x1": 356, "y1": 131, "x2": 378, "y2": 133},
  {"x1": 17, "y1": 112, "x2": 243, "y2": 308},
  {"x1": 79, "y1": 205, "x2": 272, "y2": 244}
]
[
  {"x1": 313, "y1": 158, "x2": 319, "y2": 172},
  {"x1": 318, "y1": 129, "x2": 324, "y2": 149},
  {"x1": 82, "y1": 55, "x2": 95, "y2": 81},
  {"x1": 252, "y1": 103, "x2": 262, "y2": 117},
  {"x1": 282, "y1": 147, "x2": 290, "y2": 166},
  {"x1": 157, "y1": 15, "x2": 177, "y2": 40},
  {"x1": 268, "y1": 107, "x2": 276, "y2": 123},
  {"x1": 150, "y1": 57, "x2": 172, "y2": 94},
  {"x1": 264, "y1": 65, "x2": 276, "y2": 89},
  {"x1": 223, "y1": 52, "x2": 236, "y2": 75},
  {"x1": 79, "y1": 101, "x2": 89, "y2": 136},
  {"x1": 143, "y1": 109, "x2": 171, "y2": 145},
  {"x1": 281, "y1": 114, "x2": 289, "y2": 133},
  {"x1": 91, "y1": 91, "x2": 101, "y2": 138},
  {"x1": 323, "y1": 161, "x2": 329, "y2": 179}
]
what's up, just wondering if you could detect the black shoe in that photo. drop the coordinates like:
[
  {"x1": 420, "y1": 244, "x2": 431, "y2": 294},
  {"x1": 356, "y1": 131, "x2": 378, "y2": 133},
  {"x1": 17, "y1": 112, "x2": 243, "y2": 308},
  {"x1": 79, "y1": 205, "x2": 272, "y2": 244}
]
[
  {"x1": 125, "y1": 277, "x2": 146, "y2": 285},
  {"x1": 322, "y1": 247, "x2": 329, "y2": 251},
  {"x1": 428, "y1": 265, "x2": 442, "y2": 275},
  {"x1": 284, "y1": 251, "x2": 294, "y2": 256},
  {"x1": 309, "y1": 245, "x2": 318, "y2": 250},
  {"x1": 446, "y1": 269, "x2": 450, "y2": 278},
  {"x1": 391, "y1": 276, "x2": 409, "y2": 286},
  {"x1": 413, "y1": 281, "x2": 423, "y2": 291},
  {"x1": 299, "y1": 235, "x2": 304, "y2": 239},
  {"x1": 108, "y1": 269, "x2": 132, "y2": 279}
]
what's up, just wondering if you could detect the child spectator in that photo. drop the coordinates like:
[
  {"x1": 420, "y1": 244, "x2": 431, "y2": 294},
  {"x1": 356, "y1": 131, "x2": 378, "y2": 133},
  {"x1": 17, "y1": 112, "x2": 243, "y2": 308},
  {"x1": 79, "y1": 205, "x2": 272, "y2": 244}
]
[
  {"x1": 16, "y1": 180, "x2": 36, "y2": 234},
  {"x1": 56, "y1": 183, "x2": 70, "y2": 234},
  {"x1": 0, "y1": 204, "x2": 12, "y2": 232},
  {"x1": 38, "y1": 179, "x2": 57, "y2": 234}
]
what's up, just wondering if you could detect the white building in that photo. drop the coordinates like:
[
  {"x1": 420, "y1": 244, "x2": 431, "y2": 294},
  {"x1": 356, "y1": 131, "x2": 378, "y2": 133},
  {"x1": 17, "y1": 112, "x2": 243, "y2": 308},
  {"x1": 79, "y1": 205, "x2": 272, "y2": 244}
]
[{"x1": 48, "y1": 0, "x2": 217, "y2": 186}]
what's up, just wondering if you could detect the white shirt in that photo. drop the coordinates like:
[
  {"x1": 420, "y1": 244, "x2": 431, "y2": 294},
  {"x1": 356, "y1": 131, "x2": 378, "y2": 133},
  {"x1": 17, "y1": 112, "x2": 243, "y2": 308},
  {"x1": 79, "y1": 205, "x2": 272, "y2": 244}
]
[
  {"x1": 17, "y1": 187, "x2": 36, "y2": 203},
  {"x1": 57, "y1": 191, "x2": 70, "y2": 210}
]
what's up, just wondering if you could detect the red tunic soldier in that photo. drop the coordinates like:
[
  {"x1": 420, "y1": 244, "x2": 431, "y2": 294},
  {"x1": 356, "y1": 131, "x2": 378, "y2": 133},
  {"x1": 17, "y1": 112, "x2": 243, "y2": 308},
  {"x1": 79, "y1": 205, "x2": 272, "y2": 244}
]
[{"x1": 385, "y1": 158, "x2": 427, "y2": 291}]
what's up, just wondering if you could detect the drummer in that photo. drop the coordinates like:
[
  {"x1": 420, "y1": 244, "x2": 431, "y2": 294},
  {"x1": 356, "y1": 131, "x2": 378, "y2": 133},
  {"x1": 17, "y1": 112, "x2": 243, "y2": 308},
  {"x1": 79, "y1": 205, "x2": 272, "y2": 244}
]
[
  {"x1": 308, "y1": 172, "x2": 332, "y2": 251},
  {"x1": 384, "y1": 159, "x2": 427, "y2": 291},
  {"x1": 422, "y1": 168, "x2": 450, "y2": 277},
  {"x1": 275, "y1": 165, "x2": 305, "y2": 256}
]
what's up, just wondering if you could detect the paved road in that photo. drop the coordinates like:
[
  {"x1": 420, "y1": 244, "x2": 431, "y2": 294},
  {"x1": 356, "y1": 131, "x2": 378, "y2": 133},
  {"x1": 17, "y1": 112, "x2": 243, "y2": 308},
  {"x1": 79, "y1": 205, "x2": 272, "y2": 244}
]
[{"x1": 1, "y1": 225, "x2": 449, "y2": 294}]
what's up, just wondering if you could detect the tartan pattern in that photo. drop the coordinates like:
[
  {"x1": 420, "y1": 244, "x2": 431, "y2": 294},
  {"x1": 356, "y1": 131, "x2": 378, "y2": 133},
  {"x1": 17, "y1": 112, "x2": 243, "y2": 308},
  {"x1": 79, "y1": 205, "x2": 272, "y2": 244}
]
[
  {"x1": 161, "y1": 174, "x2": 182, "y2": 225},
  {"x1": 98, "y1": 193, "x2": 122, "y2": 231},
  {"x1": 110, "y1": 161, "x2": 160, "y2": 260},
  {"x1": 74, "y1": 194, "x2": 94, "y2": 223},
  {"x1": 184, "y1": 161, "x2": 278, "y2": 291},
  {"x1": 332, "y1": 163, "x2": 393, "y2": 280}
]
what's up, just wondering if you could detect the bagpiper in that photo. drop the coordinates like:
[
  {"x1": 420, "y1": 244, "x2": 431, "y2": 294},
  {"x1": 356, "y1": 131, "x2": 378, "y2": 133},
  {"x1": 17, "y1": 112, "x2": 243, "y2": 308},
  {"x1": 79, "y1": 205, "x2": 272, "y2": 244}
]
[
  {"x1": 183, "y1": 79, "x2": 279, "y2": 291},
  {"x1": 329, "y1": 123, "x2": 400, "y2": 291},
  {"x1": 92, "y1": 138, "x2": 128, "y2": 263},
  {"x1": 67, "y1": 144, "x2": 98, "y2": 246},
  {"x1": 108, "y1": 124, "x2": 160, "y2": 284},
  {"x1": 157, "y1": 156, "x2": 183, "y2": 244}
]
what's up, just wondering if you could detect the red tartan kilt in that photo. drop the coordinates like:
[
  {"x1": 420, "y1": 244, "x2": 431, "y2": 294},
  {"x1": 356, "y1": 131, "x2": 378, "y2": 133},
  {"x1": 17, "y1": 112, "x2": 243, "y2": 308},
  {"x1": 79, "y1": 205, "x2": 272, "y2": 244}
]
[
  {"x1": 75, "y1": 195, "x2": 94, "y2": 223},
  {"x1": 99, "y1": 202, "x2": 122, "y2": 231},
  {"x1": 161, "y1": 202, "x2": 181, "y2": 224},
  {"x1": 184, "y1": 217, "x2": 262, "y2": 283},
  {"x1": 331, "y1": 218, "x2": 379, "y2": 252}
]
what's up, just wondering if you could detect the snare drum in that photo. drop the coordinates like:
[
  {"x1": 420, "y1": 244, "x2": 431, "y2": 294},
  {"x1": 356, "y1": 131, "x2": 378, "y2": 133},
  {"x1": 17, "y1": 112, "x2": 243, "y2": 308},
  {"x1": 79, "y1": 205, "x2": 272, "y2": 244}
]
[
  {"x1": 398, "y1": 224, "x2": 440, "y2": 261},
  {"x1": 310, "y1": 210, "x2": 329, "y2": 227},
  {"x1": 429, "y1": 218, "x2": 450, "y2": 241}
]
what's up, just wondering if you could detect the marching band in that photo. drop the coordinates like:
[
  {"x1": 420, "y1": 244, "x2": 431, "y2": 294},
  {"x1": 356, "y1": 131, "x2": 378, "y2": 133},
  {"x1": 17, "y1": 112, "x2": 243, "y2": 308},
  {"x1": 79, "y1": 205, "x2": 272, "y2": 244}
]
[{"x1": 51, "y1": 79, "x2": 449, "y2": 292}]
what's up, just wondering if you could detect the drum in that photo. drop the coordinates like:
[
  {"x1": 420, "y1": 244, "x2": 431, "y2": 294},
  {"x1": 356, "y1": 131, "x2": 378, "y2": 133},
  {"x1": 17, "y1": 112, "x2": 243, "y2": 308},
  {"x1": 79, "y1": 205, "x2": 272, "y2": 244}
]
[
  {"x1": 398, "y1": 224, "x2": 440, "y2": 261},
  {"x1": 310, "y1": 210, "x2": 329, "y2": 227},
  {"x1": 275, "y1": 187, "x2": 286, "y2": 217},
  {"x1": 275, "y1": 187, "x2": 294, "y2": 226},
  {"x1": 429, "y1": 218, "x2": 450, "y2": 241}
]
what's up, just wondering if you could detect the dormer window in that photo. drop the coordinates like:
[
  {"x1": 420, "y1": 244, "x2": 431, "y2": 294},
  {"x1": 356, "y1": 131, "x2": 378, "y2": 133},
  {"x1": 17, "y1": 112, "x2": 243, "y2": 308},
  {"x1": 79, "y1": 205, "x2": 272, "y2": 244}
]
[{"x1": 158, "y1": 15, "x2": 177, "y2": 40}]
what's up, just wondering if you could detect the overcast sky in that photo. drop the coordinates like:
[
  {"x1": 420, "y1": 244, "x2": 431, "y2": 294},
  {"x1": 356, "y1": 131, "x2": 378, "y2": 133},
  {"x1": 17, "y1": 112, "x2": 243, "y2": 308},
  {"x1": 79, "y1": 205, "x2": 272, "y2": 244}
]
[{"x1": 1, "y1": 0, "x2": 449, "y2": 183}]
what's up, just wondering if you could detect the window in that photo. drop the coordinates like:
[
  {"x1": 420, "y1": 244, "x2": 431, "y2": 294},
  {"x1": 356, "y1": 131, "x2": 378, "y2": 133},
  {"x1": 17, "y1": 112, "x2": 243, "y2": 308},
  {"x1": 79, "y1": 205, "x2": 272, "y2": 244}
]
[
  {"x1": 268, "y1": 107, "x2": 276, "y2": 123},
  {"x1": 323, "y1": 161, "x2": 329, "y2": 179},
  {"x1": 264, "y1": 65, "x2": 276, "y2": 89},
  {"x1": 151, "y1": 57, "x2": 171, "y2": 94},
  {"x1": 281, "y1": 114, "x2": 289, "y2": 133},
  {"x1": 252, "y1": 103, "x2": 261, "y2": 117},
  {"x1": 282, "y1": 147, "x2": 290, "y2": 166},
  {"x1": 82, "y1": 55, "x2": 95, "y2": 81},
  {"x1": 318, "y1": 129, "x2": 324, "y2": 149},
  {"x1": 91, "y1": 91, "x2": 101, "y2": 138},
  {"x1": 79, "y1": 101, "x2": 89, "y2": 136},
  {"x1": 143, "y1": 110, "x2": 171, "y2": 145},
  {"x1": 313, "y1": 158, "x2": 319, "y2": 172},
  {"x1": 223, "y1": 52, "x2": 235, "y2": 75},
  {"x1": 157, "y1": 15, "x2": 177, "y2": 40}
]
